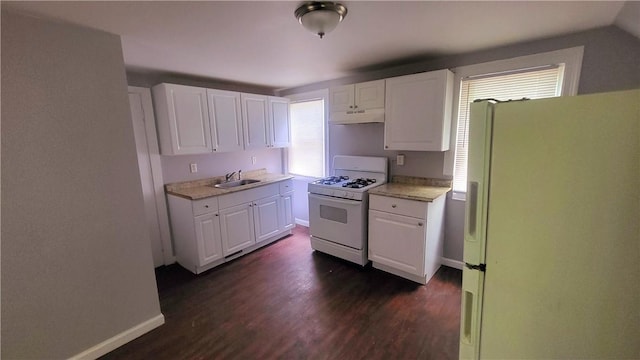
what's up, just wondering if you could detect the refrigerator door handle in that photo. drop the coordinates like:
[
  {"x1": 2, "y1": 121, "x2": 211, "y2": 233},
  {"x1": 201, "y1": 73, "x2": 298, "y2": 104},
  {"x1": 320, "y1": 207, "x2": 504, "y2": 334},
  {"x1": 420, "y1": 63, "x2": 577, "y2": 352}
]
[
  {"x1": 466, "y1": 181, "x2": 479, "y2": 237},
  {"x1": 460, "y1": 267, "x2": 485, "y2": 360},
  {"x1": 465, "y1": 263, "x2": 486, "y2": 272}
]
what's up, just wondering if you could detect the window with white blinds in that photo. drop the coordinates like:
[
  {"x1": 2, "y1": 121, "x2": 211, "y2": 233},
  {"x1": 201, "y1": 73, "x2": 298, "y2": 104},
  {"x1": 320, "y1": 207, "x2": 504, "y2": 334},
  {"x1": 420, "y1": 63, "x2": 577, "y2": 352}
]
[
  {"x1": 288, "y1": 99, "x2": 325, "y2": 178},
  {"x1": 452, "y1": 66, "x2": 564, "y2": 193}
]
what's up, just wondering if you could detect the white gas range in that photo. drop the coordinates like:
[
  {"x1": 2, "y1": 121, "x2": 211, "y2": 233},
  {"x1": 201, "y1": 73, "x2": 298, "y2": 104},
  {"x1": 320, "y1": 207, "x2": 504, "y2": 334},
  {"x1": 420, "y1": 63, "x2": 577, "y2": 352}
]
[{"x1": 308, "y1": 155, "x2": 388, "y2": 266}]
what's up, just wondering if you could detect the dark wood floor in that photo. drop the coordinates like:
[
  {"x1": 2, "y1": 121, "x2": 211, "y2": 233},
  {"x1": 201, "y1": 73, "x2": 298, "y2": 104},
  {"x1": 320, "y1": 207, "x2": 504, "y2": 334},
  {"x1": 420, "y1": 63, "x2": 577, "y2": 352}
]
[{"x1": 101, "y1": 226, "x2": 462, "y2": 359}]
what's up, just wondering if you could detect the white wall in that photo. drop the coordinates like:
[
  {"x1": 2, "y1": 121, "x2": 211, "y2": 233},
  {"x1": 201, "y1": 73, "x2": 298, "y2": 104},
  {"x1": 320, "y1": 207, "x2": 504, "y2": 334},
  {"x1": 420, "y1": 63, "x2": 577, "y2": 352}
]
[{"x1": 1, "y1": 10, "x2": 162, "y2": 358}]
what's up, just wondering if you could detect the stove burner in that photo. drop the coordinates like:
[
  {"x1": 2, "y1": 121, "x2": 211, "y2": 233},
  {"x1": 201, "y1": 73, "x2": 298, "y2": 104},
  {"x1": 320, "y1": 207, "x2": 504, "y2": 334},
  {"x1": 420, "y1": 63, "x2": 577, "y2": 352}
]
[
  {"x1": 342, "y1": 178, "x2": 377, "y2": 189},
  {"x1": 316, "y1": 175, "x2": 349, "y2": 185}
]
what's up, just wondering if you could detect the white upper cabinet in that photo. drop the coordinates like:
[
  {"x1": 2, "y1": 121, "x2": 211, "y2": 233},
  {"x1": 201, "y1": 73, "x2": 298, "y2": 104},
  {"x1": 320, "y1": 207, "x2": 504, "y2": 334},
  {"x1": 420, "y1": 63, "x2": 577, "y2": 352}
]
[
  {"x1": 269, "y1": 96, "x2": 291, "y2": 148},
  {"x1": 329, "y1": 80, "x2": 385, "y2": 124},
  {"x1": 153, "y1": 83, "x2": 212, "y2": 155},
  {"x1": 241, "y1": 93, "x2": 270, "y2": 150},
  {"x1": 355, "y1": 80, "x2": 386, "y2": 110},
  {"x1": 153, "y1": 84, "x2": 291, "y2": 154},
  {"x1": 241, "y1": 94, "x2": 291, "y2": 149},
  {"x1": 330, "y1": 84, "x2": 356, "y2": 112},
  {"x1": 384, "y1": 69, "x2": 454, "y2": 151},
  {"x1": 207, "y1": 89, "x2": 244, "y2": 153}
]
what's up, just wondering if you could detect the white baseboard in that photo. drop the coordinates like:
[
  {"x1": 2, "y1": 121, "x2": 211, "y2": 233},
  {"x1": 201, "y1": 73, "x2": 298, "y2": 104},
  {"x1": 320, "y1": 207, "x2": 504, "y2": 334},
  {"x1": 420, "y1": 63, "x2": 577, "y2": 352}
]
[
  {"x1": 69, "y1": 313, "x2": 164, "y2": 360},
  {"x1": 295, "y1": 218, "x2": 309, "y2": 227},
  {"x1": 441, "y1": 257, "x2": 464, "y2": 270}
]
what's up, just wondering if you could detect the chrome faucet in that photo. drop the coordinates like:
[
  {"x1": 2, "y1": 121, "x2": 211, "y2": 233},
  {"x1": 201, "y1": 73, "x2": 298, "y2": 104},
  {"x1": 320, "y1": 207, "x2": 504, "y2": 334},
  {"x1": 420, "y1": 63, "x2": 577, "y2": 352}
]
[
  {"x1": 238, "y1": 170, "x2": 242, "y2": 180},
  {"x1": 225, "y1": 172, "x2": 236, "y2": 182}
]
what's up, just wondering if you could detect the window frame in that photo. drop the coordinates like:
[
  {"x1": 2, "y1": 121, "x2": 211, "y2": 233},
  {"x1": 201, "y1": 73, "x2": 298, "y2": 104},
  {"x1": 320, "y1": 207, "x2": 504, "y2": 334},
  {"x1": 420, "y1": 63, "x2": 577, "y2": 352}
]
[
  {"x1": 443, "y1": 46, "x2": 584, "y2": 201},
  {"x1": 285, "y1": 89, "x2": 329, "y2": 179}
]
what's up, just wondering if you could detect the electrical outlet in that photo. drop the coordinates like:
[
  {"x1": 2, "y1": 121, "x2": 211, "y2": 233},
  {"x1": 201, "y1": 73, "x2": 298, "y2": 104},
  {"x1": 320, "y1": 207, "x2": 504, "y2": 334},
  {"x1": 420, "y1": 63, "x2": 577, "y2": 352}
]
[
  {"x1": 251, "y1": 156, "x2": 257, "y2": 165},
  {"x1": 397, "y1": 154, "x2": 405, "y2": 166},
  {"x1": 189, "y1": 163, "x2": 198, "y2": 173}
]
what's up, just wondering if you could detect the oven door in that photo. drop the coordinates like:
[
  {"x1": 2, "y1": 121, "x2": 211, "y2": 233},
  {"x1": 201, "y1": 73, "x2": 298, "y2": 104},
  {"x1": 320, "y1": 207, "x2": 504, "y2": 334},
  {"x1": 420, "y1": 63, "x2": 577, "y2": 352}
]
[{"x1": 308, "y1": 193, "x2": 365, "y2": 249}]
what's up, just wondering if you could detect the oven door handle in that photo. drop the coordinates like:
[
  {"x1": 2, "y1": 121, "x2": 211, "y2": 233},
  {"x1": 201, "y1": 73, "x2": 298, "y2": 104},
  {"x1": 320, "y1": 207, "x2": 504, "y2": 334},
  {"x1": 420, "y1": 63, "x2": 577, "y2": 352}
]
[{"x1": 308, "y1": 193, "x2": 361, "y2": 206}]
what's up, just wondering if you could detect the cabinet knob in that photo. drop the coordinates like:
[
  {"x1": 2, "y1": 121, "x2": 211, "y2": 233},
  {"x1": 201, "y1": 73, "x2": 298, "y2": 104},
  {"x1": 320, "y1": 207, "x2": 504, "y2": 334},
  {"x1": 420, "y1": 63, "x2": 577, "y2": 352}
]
[
  {"x1": 205, "y1": 205, "x2": 209, "y2": 208},
  {"x1": 418, "y1": 222, "x2": 423, "y2": 226},
  {"x1": 215, "y1": 214, "x2": 219, "y2": 217},
  {"x1": 385, "y1": 145, "x2": 389, "y2": 149},
  {"x1": 391, "y1": 204, "x2": 397, "y2": 208},
  {"x1": 354, "y1": 105, "x2": 358, "y2": 109},
  {"x1": 349, "y1": 105, "x2": 353, "y2": 109}
]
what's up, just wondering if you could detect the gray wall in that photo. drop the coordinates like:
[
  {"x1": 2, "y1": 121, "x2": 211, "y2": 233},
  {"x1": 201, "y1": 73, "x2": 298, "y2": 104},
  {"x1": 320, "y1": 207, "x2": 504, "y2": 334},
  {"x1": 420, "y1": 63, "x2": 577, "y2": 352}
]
[
  {"x1": 280, "y1": 25, "x2": 640, "y2": 262},
  {"x1": 160, "y1": 148, "x2": 283, "y2": 184},
  {"x1": 1, "y1": 11, "x2": 162, "y2": 359}
]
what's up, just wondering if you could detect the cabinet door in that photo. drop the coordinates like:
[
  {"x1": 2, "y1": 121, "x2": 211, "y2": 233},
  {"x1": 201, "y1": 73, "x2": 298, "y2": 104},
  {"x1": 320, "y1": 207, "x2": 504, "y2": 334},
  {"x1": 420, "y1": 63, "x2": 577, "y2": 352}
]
[
  {"x1": 368, "y1": 209, "x2": 426, "y2": 276},
  {"x1": 269, "y1": 96, "x2": 291, "y2": 148},
  {"x1": 153, "y1": 83, "x2": 212, "y2": 155},
  {"x1": 207, "y1": 89, "x2": 244, "y2": 152},
  {"x1": 241, "y1": 93, "x2": 270, "y2": 149},
  {"x1": 355, "y1": 80, "x2": 385, "y2": 110},
  {"x1": 194, "y1": 212, "x2": 223, "y2": 266},
  {"x1": 329, "y1": 84, "x2": 355, "y2": 112},
  {"x1": 384, "y1": 69, "x2": 453, "y2": 151},
  {"x1": 253, "y1": 195, "x2": 281, "y2": 242},
  {"x1": 280, "y1": 192, "x2": 295, "y2": 231},
  {"x1": 220, "y1": 203, "x2": 255, "y2": 255}
]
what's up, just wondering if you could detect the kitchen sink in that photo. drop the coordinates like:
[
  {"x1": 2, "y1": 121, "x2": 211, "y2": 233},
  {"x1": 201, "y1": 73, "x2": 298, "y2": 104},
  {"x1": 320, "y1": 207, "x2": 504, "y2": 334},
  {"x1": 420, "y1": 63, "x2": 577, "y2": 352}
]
[{"x1": 213, "y1": 179, "x2": 260, "y2": 189}]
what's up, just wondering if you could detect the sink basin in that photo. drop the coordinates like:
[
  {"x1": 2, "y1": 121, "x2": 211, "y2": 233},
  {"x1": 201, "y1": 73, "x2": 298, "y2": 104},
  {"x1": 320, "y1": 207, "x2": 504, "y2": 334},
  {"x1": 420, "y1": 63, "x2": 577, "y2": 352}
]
[{"x1": 213, "y1": 179, "x2": 260, "y2": 189}]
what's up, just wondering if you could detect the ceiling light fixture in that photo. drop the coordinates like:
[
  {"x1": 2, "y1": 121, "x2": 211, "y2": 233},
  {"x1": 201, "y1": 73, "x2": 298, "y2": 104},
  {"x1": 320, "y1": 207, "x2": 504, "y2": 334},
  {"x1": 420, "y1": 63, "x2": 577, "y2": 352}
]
[{"x1": 295, "y1": 2, "x2": 348, "y2": 39}]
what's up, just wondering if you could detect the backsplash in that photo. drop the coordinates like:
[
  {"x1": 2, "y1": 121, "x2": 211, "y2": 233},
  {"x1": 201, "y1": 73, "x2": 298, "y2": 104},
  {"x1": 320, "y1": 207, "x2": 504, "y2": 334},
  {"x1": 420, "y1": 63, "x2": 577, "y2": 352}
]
[
  {"x1": 328, "y1": 123, "x2": 451, "y2": 180},
  {"x1": 161, "y1": 148, "x2": 283, "y2": 183}
]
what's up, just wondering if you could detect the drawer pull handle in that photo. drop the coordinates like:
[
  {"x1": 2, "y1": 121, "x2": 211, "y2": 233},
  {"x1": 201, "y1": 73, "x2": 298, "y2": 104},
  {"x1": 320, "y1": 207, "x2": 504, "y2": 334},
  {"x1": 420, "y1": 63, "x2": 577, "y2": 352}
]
[{"x1": 391, "y1": 204, "x2": 397, "y2": 208}]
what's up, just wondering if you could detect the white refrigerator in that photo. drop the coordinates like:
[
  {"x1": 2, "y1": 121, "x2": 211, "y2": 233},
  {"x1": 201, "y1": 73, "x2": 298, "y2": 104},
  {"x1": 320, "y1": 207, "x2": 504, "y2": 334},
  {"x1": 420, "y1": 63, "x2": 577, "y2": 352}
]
[{"x1": 459, "y1": 89, "x2": 639, "y2": 359}]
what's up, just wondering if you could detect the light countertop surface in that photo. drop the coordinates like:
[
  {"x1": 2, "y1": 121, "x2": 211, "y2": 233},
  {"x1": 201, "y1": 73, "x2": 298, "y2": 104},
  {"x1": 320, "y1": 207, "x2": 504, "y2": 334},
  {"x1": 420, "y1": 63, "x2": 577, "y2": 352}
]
[
  {"x1": 369, "y1": 175, "x2": 452, "y2": 202},
  {"x1": 165, "y1": 169, "x2": 293, "y2": 200}
]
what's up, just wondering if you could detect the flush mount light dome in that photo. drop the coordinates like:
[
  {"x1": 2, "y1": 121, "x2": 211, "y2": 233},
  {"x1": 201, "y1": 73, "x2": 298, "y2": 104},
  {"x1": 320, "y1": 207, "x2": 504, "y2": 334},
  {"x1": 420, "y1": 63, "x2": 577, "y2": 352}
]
[{"x1": 295, "y1": 2, "x2": 348, "y2": 39}]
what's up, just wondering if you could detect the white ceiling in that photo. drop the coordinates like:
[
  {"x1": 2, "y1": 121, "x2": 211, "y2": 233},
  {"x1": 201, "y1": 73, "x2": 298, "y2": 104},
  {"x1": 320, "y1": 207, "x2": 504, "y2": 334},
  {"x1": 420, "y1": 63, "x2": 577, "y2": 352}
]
[{"x1": 3, "y1": 1, "x2": 637, "y2": 91}]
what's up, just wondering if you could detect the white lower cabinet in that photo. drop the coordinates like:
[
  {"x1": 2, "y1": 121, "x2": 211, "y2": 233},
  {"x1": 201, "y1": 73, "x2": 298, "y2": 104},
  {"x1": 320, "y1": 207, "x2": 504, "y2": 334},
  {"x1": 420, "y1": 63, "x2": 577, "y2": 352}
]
[
  {"x1": 369, "y1": 210, "x2": 426, "y2": 276},
  {"x1": 368, "y1": 193, "x2": 445, "y2": 284},
  {"x1": 194, "y1": 212, "x2": 224, "y2": 265},
  {"x1": 280, "y1": 192, "x2": 295, "y2": 231},
  {"x1": 253, "y1": 194, "x2": 281, "y2": 243},
  {"x1": 168, "y1": 179, "x2": 294, "y2": 274},
  {"x1": 219, "y1": 202, "x2": 255, "y2": 255}
]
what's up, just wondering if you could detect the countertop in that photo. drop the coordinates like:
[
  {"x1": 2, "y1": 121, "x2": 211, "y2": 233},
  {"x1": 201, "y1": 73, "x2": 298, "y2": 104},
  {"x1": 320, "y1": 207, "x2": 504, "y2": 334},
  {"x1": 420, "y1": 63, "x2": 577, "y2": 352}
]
[
  {"x1": 368, "y1": 175, "x2": 452, "y2": 202},
  {"x1": 165, "y1": 169, "x2": 293, "y2": 200}
]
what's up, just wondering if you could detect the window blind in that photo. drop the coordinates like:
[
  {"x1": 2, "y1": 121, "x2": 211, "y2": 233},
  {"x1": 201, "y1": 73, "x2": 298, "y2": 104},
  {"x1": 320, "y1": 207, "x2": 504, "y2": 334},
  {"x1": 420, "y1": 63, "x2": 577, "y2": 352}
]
[
  {"x1": 453, "y1": 65, "x2": 564, "y2": 193},
  {"x1": 289, "y1": 99, "x2": 325, "y2": 178}
]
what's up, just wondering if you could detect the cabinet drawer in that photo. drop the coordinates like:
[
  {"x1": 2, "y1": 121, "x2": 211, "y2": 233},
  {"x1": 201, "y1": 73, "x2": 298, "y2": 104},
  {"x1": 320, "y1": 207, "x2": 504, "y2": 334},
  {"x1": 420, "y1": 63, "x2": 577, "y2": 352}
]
[
  {"x1": 279, "y1": 179, "x2": 293, "y2": 194},
  {"x1": 218, "y1": 183, "x2": 279, "y2": 209},
  {"x1": 369, "y1": 194, "x2": 427, "y2": 218},
  {"x1": 192, "y1": 197, "x2": 219, "y2": 216}
]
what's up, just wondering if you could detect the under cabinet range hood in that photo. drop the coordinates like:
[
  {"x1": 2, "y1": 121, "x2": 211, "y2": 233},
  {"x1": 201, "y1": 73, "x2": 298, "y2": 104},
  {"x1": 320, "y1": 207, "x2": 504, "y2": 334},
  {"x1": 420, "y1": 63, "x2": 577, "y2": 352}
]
[{"x1": 329, "y1": 108, "x2": 384, "y2": 125}]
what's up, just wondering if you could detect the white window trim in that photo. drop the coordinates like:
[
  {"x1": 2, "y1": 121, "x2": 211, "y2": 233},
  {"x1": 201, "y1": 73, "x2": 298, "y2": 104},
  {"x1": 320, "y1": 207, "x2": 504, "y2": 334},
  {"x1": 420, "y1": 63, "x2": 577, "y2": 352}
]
[
  {"x1": 443, "y1": 46, "x2": 584, "y2": 201},
  {"x1": 285, "y1": 88, "x2": 329, "y2": 179}
]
